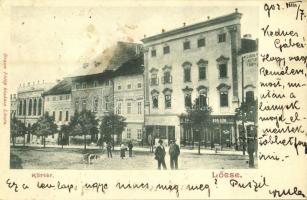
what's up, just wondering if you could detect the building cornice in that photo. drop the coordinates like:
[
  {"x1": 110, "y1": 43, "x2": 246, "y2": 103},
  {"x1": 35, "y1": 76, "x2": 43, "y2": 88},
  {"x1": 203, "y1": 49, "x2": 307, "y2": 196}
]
[{"x1": 141, "y1": 12, "x2": 242, "y2": 43}]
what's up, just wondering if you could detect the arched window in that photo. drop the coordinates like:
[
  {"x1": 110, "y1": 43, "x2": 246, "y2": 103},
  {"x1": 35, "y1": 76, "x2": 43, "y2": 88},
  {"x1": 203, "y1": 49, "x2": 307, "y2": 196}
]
[
  {"x1": 197, "y1": 86, "x2": 208, "y2": 108},
  {"x1": 217, "y1": 83, "x2": 231, "y2": 107},
  {"x1": 182, "y1": 86, "x2": 193, "y2": 109},
  {"x1": 197, "y1": 59, "x2": 208, "y2": 80},
  {"x1": 163, "y1": 88, "x2": 173, "y2": 109},
  {"x1": 216, "y1": 55, "x2": 229, "y2": 78},
  {"x1": 246, "y1": 91, "x2": 255, "y2": 104},
  {"x1": 23, "y1": 99, "x2": 27, "y2": 116},
  {"x1": 38, "y1": 98, "x2": 42, "y2": 115},
  {"x1": 182, "y1": 62, "x2": 192, "y2": 82},
  {"x1": 18, "y1": 100, "x2": 22, "y2": 115},
  {"x1": 33, "y1": 99, "x2": 37, "y2": 115},
  {"x1": 151, "y1": 89, "x2": 159, "y2": 109},
  {"x1": 28, "y1": 99, "x2": 32, "y2": 115}
]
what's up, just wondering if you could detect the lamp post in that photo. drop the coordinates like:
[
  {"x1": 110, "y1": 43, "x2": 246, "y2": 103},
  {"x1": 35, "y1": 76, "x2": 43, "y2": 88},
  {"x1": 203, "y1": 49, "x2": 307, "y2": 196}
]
[{"x1": 241, "y1": 55, "x2": 246, "y2": 156}]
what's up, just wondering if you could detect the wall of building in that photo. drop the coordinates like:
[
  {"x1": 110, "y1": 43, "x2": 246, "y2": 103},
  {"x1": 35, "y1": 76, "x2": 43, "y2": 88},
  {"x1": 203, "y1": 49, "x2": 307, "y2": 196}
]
[{"x1": 113, "y1": 74, "x2": 144, "y2": 143}]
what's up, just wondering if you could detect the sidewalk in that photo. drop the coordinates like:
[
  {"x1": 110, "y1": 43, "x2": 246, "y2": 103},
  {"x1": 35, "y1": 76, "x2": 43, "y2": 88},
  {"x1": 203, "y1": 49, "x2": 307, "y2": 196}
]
[{"x1": 12, "y1": 143, "x2": 246, "y2": 156}]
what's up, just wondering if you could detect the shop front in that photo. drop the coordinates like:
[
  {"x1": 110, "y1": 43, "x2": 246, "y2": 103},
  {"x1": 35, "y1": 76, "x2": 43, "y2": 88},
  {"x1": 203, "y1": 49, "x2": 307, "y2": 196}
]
[{"x1": 180, "y1": 115, "x2": 237, "y2": 149}]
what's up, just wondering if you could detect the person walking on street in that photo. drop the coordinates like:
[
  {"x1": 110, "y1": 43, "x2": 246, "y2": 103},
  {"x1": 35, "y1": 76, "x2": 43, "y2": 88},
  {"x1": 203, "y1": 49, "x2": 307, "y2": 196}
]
[
  {"x1": 107, "y1": 142, "x2": 112, "y2": 158},
  {"x1": 120, "y1": 143, "x2": 127, "y2": 159},
  {"x1": 154, "y1": 139, "x2": 167, "y2": 170},
  {"x1": 128, "y1": 141, "x2": 133, "y2": 157},
  {"x1": 169, "y1": 140, "x2": 180, "y2": 170}
]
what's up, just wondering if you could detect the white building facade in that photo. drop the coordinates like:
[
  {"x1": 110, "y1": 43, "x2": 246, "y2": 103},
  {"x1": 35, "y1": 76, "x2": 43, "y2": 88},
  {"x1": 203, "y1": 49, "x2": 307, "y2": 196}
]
[{"x1": 142, "y1": 11, "x2": 243, "y2": 148}]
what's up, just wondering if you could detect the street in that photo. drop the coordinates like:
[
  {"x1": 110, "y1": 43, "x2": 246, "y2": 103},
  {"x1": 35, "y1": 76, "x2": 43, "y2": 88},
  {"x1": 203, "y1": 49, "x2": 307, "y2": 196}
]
[{"x1": 10, "y1": 146, "x2": 256, "y2": 170}]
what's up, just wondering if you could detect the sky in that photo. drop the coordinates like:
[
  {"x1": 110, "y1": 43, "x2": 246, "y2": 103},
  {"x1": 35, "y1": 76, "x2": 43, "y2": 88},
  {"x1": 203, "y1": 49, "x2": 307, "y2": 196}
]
[{"x1": 9, "y1": 4, "x2": 259, "y2": 93}]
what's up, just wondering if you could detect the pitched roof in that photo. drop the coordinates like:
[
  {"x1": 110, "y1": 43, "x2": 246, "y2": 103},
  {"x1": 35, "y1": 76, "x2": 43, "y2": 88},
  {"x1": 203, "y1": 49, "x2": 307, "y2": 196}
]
[
  {"x1": 112, "y1": 55, "x2": 144, "y2": 77},
  {"x1": 42, "y1": 78, "x2": 72, "y2": 96},
  {"x1": 72, "y1": 42, "x2": 143, "y2": 76}
]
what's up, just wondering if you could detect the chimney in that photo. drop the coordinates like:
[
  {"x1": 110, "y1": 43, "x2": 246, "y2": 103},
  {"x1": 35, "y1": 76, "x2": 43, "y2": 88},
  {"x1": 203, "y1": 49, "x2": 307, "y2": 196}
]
[
  {"x1": 162, "y1": 29, "x2": 165, "y2": 33},
  {"x1": 144, "y1": 34, "x2": 146, "y2": 38},
  {"x1": 243, "y1": 34, "x2": 252, "y2": 39},
  {"x1": 235, "y1": 8, "x2": 238, "y2": 13},
  {"x1": 207, "y1": 16, "x2": 210, "y2": 20},
  {"x1": 56, "y1": 79, "x2": 61, "y2": 83},
  {"x1": 183, "y1": 22, "x2": 186, "y2": 27}
]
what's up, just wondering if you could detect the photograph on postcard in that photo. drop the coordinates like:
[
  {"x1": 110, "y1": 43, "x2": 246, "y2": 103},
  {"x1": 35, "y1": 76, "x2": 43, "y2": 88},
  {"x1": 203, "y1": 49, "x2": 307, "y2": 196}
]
[{"x1": 9, "y1": 5, "x2": 259, "y2": 170}]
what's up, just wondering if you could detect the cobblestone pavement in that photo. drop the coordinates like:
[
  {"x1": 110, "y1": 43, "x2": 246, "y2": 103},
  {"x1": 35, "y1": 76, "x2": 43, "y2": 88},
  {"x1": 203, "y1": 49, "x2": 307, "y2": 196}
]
[{"x1": 10, "y1": 146, "x2": 256, "y2": 170}]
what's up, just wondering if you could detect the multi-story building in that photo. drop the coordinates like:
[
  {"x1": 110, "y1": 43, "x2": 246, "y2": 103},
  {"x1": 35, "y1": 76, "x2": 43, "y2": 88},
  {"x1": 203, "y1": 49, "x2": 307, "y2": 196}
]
[
  {"x1": 142, "y1": 10, "x2": 242, "y2": 147},
  {"x1": 112, "y1": 55, "x2": 144, "y2": 144},
  {"x1": 237, "y1": 34, "x2": 258, "y2": 145},
  {"x1": 42, "y1": 78, "x2": 72, "y2": 145},
  {"x1": 10, "y1": 94, "x2": 17, "y2": 119},
  {"x1": 16, "y1": 80, "x2": 54, "y2": 144},
  {"x1": 70, "y1": 41, "x2": 142, "y2": 143}
]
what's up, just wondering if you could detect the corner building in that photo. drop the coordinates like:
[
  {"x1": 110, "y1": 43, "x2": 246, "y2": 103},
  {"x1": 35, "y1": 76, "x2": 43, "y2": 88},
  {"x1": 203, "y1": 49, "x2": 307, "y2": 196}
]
[{"x1": 142, "y1": 11, "x2": 242, "y2": 148}]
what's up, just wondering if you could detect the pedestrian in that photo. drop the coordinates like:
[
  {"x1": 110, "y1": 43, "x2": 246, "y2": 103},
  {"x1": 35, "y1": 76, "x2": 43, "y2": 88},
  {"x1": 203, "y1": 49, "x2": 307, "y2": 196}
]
[
  {"x1": 247, "y1": 138, "x2": 255, "y2": 168},
  {"x1": 154, "y1": 139, "x2": 167, "y2": 170},
  {"x1": 120, "y1": 143, "x2": 127, "y2": 159},
  {"x1": 128, "y1": 141, "x2": 133, "y2": 157},
  {"x1": 169, "y1": 140, "x2": 180, "y2": 170},
  {"x1": 107, "y1": 142, "x2": 112, "y2": 158}
]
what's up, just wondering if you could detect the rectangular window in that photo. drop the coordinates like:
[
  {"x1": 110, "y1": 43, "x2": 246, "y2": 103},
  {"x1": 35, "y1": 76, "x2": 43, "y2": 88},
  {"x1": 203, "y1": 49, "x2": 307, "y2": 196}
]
[
  {"x1": 105, "y1": 80, "x2": 110, "y2": 86},
  {"x1": 137, "y1": 129, "x2": 142, "y2": 140},
  {"x1": 82, "y1": 82, "x2": 87, "y2": 89},
  {"x1": 151, "y1": 49, "x2": 156, "y2": 57},
  {"x1": 93, "y1": 97, "x2": 98, "y2": 112},
  {"x1": 184, "y1": 68, "x2": 191, "y2": 82},
  {"x1": 220, "y1": 92, "x2": 228, "y2": 107},
  {"x1": 137, "y1": 102, "x2": 142, "y2": 114},
  {"x1": 246, "y1": 91, "x2": 255, "y2": 104},
  {"x1": 82, "y1": 99, "x2": 87, "y2": 111},
  {"x1": 197, "y1": 38, "x2": 205, "y2": 47},
  {"x1": 75, "y1": 83, "x2": 80, "y2": 89},
  {"x1": 52, "y1": 111, "x2": 56, "y2": 120},
  {"x1": 183, "y1": 41, "x2": 190, "y2": 50},
  {"x1": 127, "y1": 102, "x2": 132, "y2": 114},
  {"x1": 165, "y1": 95, "x2": 172, "y2": 109},
  {"x1": 59, "y1": 95, "x2": 63, "y2": 100},
  {"x1": 117, "y1": 102, "x2": 122, "y2": 115},
  {"x1": 219, "y1": 64, "x2": 227, "y2": 78},
  {"x1": 163, "y1": 71, "x2": 172, "y2": 84},
  {"x1": 65, "y1": 111, "x2": 69, "y2": 121},
  {"x1": 150, "y1": 74, "x2": 159, "y2": 86},
  {"x1": 93, "y1": 81, "x2": 98, "y2": 87},
  {"x1": 218, "y1": 33, "x2": 226, "y2": 43},
  {"x1": 59, "y1": 111, "x2": 62, "y2": 121},
  {"x1": 105, "y1": 96, "x2": 109, "y2": 110},
  {"x1": 163, "y1": 46, "x2": 170, "y2": 54},
  {"x1": 127, "y1": 128, "x2": 131, "y2": 139},
  {"x1": 75, "y1": 99, "x2": 79, "y2": 111},
  {"x1": 137, "y1": 83, "x2": 142, "y2": 88},
  {"x1": 127, "y1": 84, "x2": 131, "y2": 89},
  {"x1": 199, "y1": 65, "x2": 206, "y2": 80},
  {"x1": 184, "y1": 94, "x2": 192, "y2": 108},
  {"x1": 118, "y1": 85, "x2": 122, "y2": 90},
  {"x1": 66, "y1": 95, "x2": 70, "y2": 100},
  {"x1": 52, "y1": 96, "x2": 56, "y2": 101}
]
